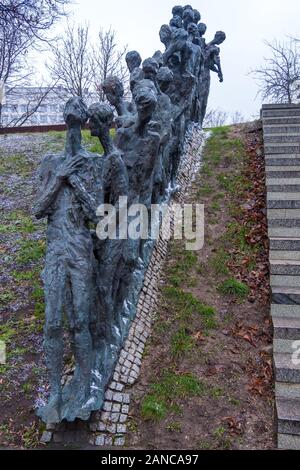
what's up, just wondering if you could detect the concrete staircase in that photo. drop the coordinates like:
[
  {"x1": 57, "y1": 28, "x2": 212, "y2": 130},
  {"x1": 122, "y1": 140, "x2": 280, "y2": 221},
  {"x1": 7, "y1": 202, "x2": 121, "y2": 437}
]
[{"x1": 262, "y1": 103, "x2": 300, "y2": 450}]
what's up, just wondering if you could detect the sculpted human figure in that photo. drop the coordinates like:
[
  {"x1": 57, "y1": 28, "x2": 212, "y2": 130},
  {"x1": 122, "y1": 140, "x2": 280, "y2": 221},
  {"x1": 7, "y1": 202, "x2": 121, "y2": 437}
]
[
  {"x1": 114, "y1": 83, "x2": 160, "y2": 319},
  {"x1": 172, "y1": 5, "x2": 184, "y2": 18},
  {"x1": 197, "y1": 22, "x2": 207, "y2": 49},
  {"x1": 170, "y1": 15, "x2": 183, "y2": 30},
  {"x1": 88, "y1": 102, "x2": 129, "y2": 350},
  {"x1": 199, "y1": 30, "x2": 226, "y2": 125},
  {"x1": 142, "y1": 57, "x2": 160, "y2": 93},
  {"x1": 102, "y1": 76, "x2": 134, "y2": 125},
  {"x1": 159, "y1": 24, "x2": 172, "y2": 50},
  {"x1": 182, "y1": 8, "x2": 194, "y2": 30},
  {"x1": 193, "y1": 9, "x2": 201, "y2": 24},
  {"x1": 125, "y1": 50, "x2": 142, "y2": 73},
  {"x1": 153, "y1": 50, "x2": 164, "y2": 68},
  {"x1": 156, "y1": 66, "x2": 180, "y2": 187},
  {"x1": 33, "y1": 97, "x2": 102, "y2": 423},
  {"x1": 125, "y1": 50, "x2": 144, "y2": 93},
  {"x1": 163, "y1": 27, "x2": 190, "y2": 72},
  {"x1": 117, "y1": 81, "x2": 160, "y2": 207}
]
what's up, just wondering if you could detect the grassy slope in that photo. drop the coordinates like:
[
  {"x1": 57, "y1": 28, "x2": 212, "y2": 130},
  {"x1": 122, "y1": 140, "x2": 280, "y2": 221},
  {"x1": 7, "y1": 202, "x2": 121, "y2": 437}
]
[{"x1": 126, "y1": 124, "x2": 275, "y2": 450}]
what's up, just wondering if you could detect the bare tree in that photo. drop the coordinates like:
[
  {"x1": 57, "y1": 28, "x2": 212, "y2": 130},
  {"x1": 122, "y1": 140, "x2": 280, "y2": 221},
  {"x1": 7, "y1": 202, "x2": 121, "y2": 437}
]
[
  {"x1": 203, "y1": 108, "x2": 228, "y2": 128},
  {"x1": 250, "y1": 39, "x2": 300, "y2": 104},
  {"x1": 0, "y1": 0, "x2": 70, "y2": 126},
  {"x1": 230, "y1": 111, "x2": 245, "y2": 124},
  {"x1": 92, "y1": 28, "x2": 129, "y2": 101},
  {"x1": 47, "y1": 23, "x2": 93, "y2": 100},
  {"x1": 0, "y1": 1, "x2": 70, "y2": 42}
]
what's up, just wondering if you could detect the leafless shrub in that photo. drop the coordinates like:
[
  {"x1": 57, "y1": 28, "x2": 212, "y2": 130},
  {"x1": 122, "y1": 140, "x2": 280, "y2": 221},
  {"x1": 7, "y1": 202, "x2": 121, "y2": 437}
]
[
  {"x1": 92, "y1": 28, "x2": 129, "y2": 101},
  {"x1": 250, "y1": 39, "x2": 300, "y2": 104}
]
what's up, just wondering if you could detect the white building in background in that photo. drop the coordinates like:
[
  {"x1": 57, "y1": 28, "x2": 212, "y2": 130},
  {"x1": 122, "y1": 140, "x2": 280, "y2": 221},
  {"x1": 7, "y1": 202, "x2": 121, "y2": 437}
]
[
  {"x1": 1, "y1": 86, "x2": 68, "y2": 126},
  {"x1": 0, "y1": 86, "x2": 97, "y2": 127}
]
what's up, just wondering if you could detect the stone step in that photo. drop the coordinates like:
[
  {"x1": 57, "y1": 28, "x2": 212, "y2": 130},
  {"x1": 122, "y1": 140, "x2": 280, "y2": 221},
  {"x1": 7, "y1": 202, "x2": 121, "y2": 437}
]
[
  {"x1": 270, "y1": 250, "x2": 300, "y2": 261},
  {"x1": 264, "y1": 126, "x2": 300, "y2": 134},
  {"x1": 267, "y1": 177, "x2": 300, "y2": 186},
  {"x1": 268, "y1": 218, "x2": 300, "y2": 238},
  {"x1": 273, "y1": 316, "x2": 300, "y2": 340},
  {"x1": 270, "y1": 238, "x2": 300, "y2": 251},
  {"x1": 266, "y1": 166, "x2": 300, "y2": 172},
  {"x1": 265, "y1": 165, "x2": 300, "y2": 173},
  {"x1": 267, "y1": 171, "x2": 300, "y2": 180},
  {"x1": 268, "y1": 192, "x2": 300, "y2": 199},
  {"x1": 262, "y1": 104, "x2": 300, "y2": 109},
  {"x1": 262, "y1": 109, "x2": 300, "y2": 118},
  {"x1": 267, "y1": 185, "x2": 300, "y2": 192},
  {"x1": 272, "y1": 286, "x2": 300, "y2": 305},
  {"x1": 265, "y1": 158, "x2": 300, "y2": 171},
  {"x1": 265, "y1": 145, "x2": 300, "y2": 155},
  {"x1": 275, "y1": 339, "x2": 298, "y2": 356},
  {"x1": 269, "y1": 227, "x2": 300, "y2": 238},
  {"x1": 278, "y1": 433, "x2": 300, "y2": 450},
  {"x1": 277, "y1": 398, "x2": 300, "y2": 436},
  {"x1": 270, "y1": 260, "x2": 300, "y2": 276},
  {"x1": 262, "y1": 118, "x2": 300, "y2": 125},
  {"x1": 268, "y1": 201, "x2": 300, "y2": 210},
  {"x1": 265, "y1": 153, "x2": 300, "y2": 159},
  {"x1": 264, "y1": 135, "x2": 300, "y2": 143},
  {"x1": 271, "y1": 275, "x2": 300, "y2": 288},
  {"x1": 274, "y1": 352, "x2": 300, "y2": 383},
  {"x1": 267, "y1": 208, "x2": 300, "y2": 219},
  {"x1": 272, "y1": 304, "x2": 300, "y2": 318},
  {"x1": 276, "y1": 382, "x2": 300, "y2": 399},
  {"x1": 269, "y1": 220, "x2": 300, "y2": 229}
]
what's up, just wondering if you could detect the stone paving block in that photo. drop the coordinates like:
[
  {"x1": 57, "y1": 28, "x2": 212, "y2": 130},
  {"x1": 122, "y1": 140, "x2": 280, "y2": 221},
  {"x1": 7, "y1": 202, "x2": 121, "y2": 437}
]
[
  {"x1": 110, "y1": 413, "x2": 120, "y2": 423},
  {"x1": 122, "y1": 394, "x2": 130, "y2": 404},
  {"x1": 113, "y1": 393, "x2": 124, "y2": 403},
  {"x1": 100, "y1": 411, "x2": 111, "y2": 422},
  {"x1": 97, "y1": 422, "x2": 106, "y2": 432},
  {"x1": 103, "y1": 401, "x2": 112, "y2": 412},
  {"x1": 95, "y1": 435, "x2": 105, "y2": 446},
  {"x1": 119, "y1": 414, "x2": 127, "y2": 423},
  {"x1": 107, "y1": 423, "x2": 117, "y2": 434},
  {"x1": 112, "y1": 403, "x2": 121, "y2": 413},
  {"x1": 117, "y1": 424, "x2": 127, "y2": 434},
  {"x1": 105, "y1": 390, "x2": 113, "y2": 401},
  {"x1": 114, "y1": 437, "x2": 126, "y2": 446}
]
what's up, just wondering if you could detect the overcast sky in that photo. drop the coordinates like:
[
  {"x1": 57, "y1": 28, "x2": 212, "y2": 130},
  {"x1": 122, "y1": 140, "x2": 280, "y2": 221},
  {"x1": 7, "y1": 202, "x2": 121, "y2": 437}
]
[{"x1": 47, "y1": 0, "x2": 300, "y2": 120}]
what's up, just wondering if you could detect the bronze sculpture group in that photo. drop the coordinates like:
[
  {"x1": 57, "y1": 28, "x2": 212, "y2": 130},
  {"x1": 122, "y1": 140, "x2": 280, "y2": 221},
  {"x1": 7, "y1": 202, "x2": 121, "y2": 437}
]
[{"x1": 33, "y1": 4, "x2": 226, "y2": 424}]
